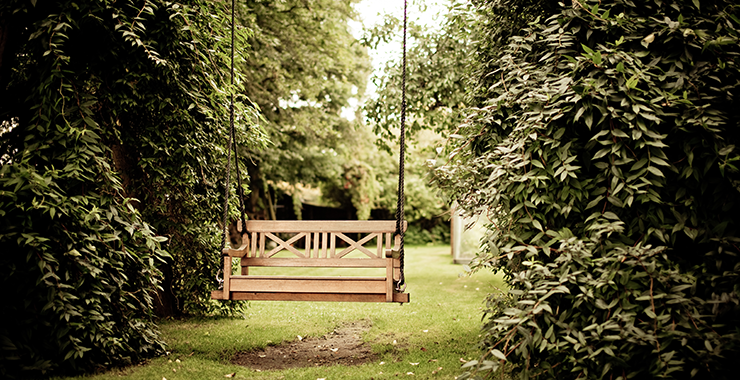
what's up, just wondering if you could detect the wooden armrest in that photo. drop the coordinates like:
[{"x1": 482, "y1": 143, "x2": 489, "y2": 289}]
[
  {"x1": 385, "y1": 234, "x2": 402, "y2": 259},
  {"x1": 222, "y1": 233, "x2": 250, "y2": 257}
]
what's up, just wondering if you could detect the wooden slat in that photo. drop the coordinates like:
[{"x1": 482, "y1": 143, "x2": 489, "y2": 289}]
[
  {"x1": 312, "y1": 232, "x2": 320, "y2": 258},
  {"x1": 231, "y1": 275, "x2": 387, "y2": 281},
  {"x1": 305, "y1": 233, "x2": 311, "y2": 258},
  {"x1": 259, "y1": 232, "x2": 265, "y2": 257},
  {"x1": 330, "y1": 233, "x2": 336, "y2": 257},
  {"x1": 230, "y1": 276, "x2": 386, "y2": 294},
  {"x1": 245, "y1": 220, "x2": 404, "y2": 233},
  {"x1": 386, "y1": 258, "x2": 393, "y2": 302},
  {"x1": 223, "y1": 256, "x2": 231, "y2": 296},
  {"x1": 321, "y1": 232, "x2": 328, "y2": 258},
  {"x1": 241, "y1": 258, "x2": 388, "y2": 268},
  {"x1": 250, "y1": 232, "x2": 257, "y2": 258},
  {"x1": 228, "y1": 291, "x2": 409, "y2": 303}
]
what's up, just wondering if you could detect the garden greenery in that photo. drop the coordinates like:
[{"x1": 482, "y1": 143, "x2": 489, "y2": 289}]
[
  {"x1": 0, "y1": 0, "x2": 259, "y2": 376},
  {"x1": 237, "y1": 0, "x2": 376, "y2": 221},
  {"x1": 432, "y1": 0, "x2": 740, "y2": 378}
]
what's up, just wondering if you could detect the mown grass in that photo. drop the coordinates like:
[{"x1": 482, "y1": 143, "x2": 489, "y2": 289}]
[{"x1": 58, "y1": 244, "x2": 506, "y2": 380}]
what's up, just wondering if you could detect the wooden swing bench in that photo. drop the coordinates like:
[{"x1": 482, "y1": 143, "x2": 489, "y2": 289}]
[{"x1": 211, "y1": 220, "x2": 409, "y2": 303}]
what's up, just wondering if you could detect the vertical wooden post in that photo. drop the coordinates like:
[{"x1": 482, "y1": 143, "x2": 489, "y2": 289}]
[
  {"x1": 386, "y1": 259, "x2": 393, "y2": 302},
  {"x1": 223, "y1": 256, "x2": 232, "y2": 299},
  {"x1": 313, "y1": 232, "x2": 320, "y2": 258},
  {"x1": 330, "y1": 233, "x2": 336, "y2": 257},
  {"x1": 250, "y1": 232, "x2": 257, "y2": 257},
  {"x1": 321, "y1": 232, "x2": 328, "y2": 258}
]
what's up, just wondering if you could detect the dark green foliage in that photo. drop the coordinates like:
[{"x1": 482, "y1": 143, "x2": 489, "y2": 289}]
[
  {"x1": 433, "y1": 0, "x2": 740, "y2": 378},
  {"x1": 405, "y1": 222, "x2": 450, "y2": 245},
  {"x1": 0, "y1": 0, "x2": 258, "y2": 376}
]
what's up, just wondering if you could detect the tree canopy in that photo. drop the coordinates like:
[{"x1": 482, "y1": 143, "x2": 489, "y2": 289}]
[{"x1": 236, "y1": 0, "x2": 379, "y2": 220}]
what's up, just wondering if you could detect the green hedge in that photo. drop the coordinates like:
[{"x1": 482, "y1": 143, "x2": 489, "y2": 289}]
[
  {"x1": 434, "y1": 0, "x2": 740, "y2": 378},
  {"x1": 0, "y1": 0, "x2": 252, "y2": 376}
]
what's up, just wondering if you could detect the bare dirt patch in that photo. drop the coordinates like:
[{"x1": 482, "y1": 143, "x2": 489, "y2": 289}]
[{"x1": 231, "y1": 320, "x2": 378, "y2": 371}]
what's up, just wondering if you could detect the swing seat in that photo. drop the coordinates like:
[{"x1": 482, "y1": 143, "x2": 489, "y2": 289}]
[{"x1": 211, "y1": 220, "x2": 410, "y2": 303}]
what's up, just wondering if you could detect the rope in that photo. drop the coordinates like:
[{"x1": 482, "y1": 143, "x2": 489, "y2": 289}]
[
  {"x1": 394, "y1": 0, "x2": 408, "y2": 292},
  {"x1": 218, "y1": 0, "x2": 240, "y2": 279},
  {"x1": 230, "y1": 0, "x2": 248, "y2": 230}
]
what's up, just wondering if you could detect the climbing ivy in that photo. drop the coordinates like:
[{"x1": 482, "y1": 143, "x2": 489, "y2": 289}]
[
  {"x1": 0, "y1": 0, "x2": 259, "y2": 376},
  {"x1": 433, "y1": 0, "x2": 740, "y2": 378}
]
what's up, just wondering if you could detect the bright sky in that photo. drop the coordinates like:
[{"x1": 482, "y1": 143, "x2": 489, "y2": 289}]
[
  {"x1": 351, "y1": 0, "x2": 446, "y2": 78},
  {"x1": 340, "y1": 0, "x2": 446, "y2": 121}
]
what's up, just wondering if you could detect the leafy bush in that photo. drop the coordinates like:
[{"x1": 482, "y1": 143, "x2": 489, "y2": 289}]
[
  {"x1": 0, "y1": 0, "x2": 256, "y2": 376},
  {"x1": 434, "y1": 0, "x2": 740, "y2": 378},
  {"x1": 405, "y1": 222, "x2": 451, "y2": 245}
]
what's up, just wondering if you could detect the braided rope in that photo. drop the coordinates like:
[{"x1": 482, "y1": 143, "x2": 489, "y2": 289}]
[
  {"x1": 218, "y1": 0, "x2": 238, "y2": 268},
  {"x1": 230, "y1": 0, "x2": 248, "y2": 230},
  {"x1": 394, "y1": 0, "x2": 408, "y2": 292}
]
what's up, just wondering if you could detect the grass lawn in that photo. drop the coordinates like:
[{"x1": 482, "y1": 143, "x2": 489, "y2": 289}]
[{"x1": 57, "y1": 244, "x2": 506, "y2": 380}]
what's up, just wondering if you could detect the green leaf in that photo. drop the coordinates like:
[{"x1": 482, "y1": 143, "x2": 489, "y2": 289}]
[
  {"x1": 82, "y1": 117, "x2": 97, "y2": 128},
  {"x1": 586, "y1": 196, "x2": 604, "y2": 209},
  {"x1": 603, "y1": 211, "x2": 619, "y2": 220},
  {"x1": 647, "y1": 166, "x2": 664, "y2": 177},
  {"x1": 631, "y1": 158, "x2": 648, "y2": 171},
  {"x1": 626, "y1": 75, "x2": 639, "y2": 89},
  {"x1": 491, "y1": 349, "x2": 507, "y2": 361},
  {"x1": 584, "y1": 112, "x2": 594, "y2": 128},
  {"x1": 593, "y1": 51, "x2": 602, "y2": 65},
  {"x1": 718, "y1": 145, "x2": 734, "y2": 155},
  {"x1": 650, "y1": 157, "x2": 670, "y2": 167},
  {"x1": 533, "y1": 219, "x2": 543, "y2": 231}
]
